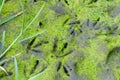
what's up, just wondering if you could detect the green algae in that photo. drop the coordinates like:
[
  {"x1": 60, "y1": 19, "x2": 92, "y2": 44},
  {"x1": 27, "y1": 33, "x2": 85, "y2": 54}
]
[{"x1": 0, "y1": 0, "x2": 120, "y2": 80}]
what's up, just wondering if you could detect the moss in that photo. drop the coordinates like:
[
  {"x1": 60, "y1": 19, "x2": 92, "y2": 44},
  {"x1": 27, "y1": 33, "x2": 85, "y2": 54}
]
[{"x1": 0, "y1": 0, "x2": 120, "y2": 80}]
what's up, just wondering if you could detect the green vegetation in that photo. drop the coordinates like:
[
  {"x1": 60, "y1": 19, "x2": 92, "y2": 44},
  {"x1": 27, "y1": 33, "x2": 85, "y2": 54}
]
[{"x1": 0, "y1": 0, "x2": 120, "y2": 80}]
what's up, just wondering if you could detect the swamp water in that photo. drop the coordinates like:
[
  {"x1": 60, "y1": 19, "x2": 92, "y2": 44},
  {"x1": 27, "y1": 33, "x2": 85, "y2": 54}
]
[{"x1": 0, "y1": 0, "x2": 120, "y2": 80}]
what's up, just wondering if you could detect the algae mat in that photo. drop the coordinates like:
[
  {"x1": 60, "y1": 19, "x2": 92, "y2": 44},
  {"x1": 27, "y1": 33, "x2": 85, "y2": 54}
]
[{"x1": 0, "y1": 0, "x2": 120, "y2": 80}]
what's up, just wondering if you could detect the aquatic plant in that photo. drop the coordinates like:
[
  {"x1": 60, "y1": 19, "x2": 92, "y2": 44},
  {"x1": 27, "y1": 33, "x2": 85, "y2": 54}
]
[{"x1": 0, "y1": 0, "x2": 120, "y2": 80}]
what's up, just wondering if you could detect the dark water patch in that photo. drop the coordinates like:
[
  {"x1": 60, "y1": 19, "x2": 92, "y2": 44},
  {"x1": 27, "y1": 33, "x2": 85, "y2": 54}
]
[
  {"x1": 34, "y1": 0, "x2": 37, "y2": 2},
  {"x1": 61, "y1": 42, "x2": 68, "y2": 52},
  {"x1": 63, "y1": 18, "x2": 69, "y2": 25},
  {"x1": 70, "y1": 29, "x2": 75, "y2": 36},
  {"x1": 57, "y1": 50, "x2": 73, "y2": 58},
  {"x1": 27, "y1": 37, "x2": 36, "y2": 50},
  {"x1": 31, "y1": 49, "x2": 41, "y2": 53},
  {"x1": 63, "y1": 65, "x2": 70, "y2": 76},
  {"x1": 68, "y1": 20, "x2": 81, "y2": 37},
  {"x1": 69, "y1": 20, "x2": 80, "y2": 25},
  {"x1": 39, "y1": 21, "x2": 43, "y2": 27},
  {"x1": 27, "y1": 49, "x2": 44, "y2": 59},
  {"x1": 33, "y1": 41, "x2": 49, "y2": 48},
  {"x1": 64, "y1": 0, "x2": 69, "y2": 5},
  {"x1": 88, "y1": 0, "x2": 98, "y2": 4},
  {"x1": 93, "y1": 18, "x2": 100, "y2": 25},
  {"x1": 63, "y1": 62, "x2": 81, "y2": 80},
  {"x1": 30, "y1": 60, "x2": 39, "y2": 74},
  {"x1": 52, "y1": 37, "x2": 58, "y2": 52},
  {"x1": 57, "y1": 62, "x2": 62, "y2": 72},
  {"x1": 79, "y1": 29, "x2": 83, "y2": 33}
]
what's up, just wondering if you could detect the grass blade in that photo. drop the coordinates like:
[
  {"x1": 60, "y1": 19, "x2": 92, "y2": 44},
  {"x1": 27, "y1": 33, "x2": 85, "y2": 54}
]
[
  {"x1": 0, "y1": 53, "x2": 21, "y2": 65},
  {"x1": 0, "y1": 32, "x2": 22, "y2": 58},
  {"x1": 0, "y1": 66, "x2": 9, "y2": 76},
  {"x1": 14, "y1": 56, "x2": 18, "y2": 80},
  {"x1": 1, "y1": 31, "x2": 5, "y2": 50},
  {"x1": 18, "y1": 30, "x2": 46, "y2": 43},
  {"x1": 0, "y1": 58, "x2": 10, "y2": 65},
  {"x1": 28, "y1": 69, "x2": 47, "y2": 80},
  {"x1": 0, "y1": 0, "x2": 5, "y2": 12},
  {"x1": 0, "y1": 3, "x2": 45, "y2": 58},
  {"x1": 0, "y1": 31, "x2": 5, "y2": 54},
  {"x1": 19, "y1": 0, "x2": 25, "y2": 34},
  {"x1": 23, "y1": 3, "x2": 45, "y2": 32},
  {"x1": 0, "y1": 11, "x2": 23, "y2": 26}
]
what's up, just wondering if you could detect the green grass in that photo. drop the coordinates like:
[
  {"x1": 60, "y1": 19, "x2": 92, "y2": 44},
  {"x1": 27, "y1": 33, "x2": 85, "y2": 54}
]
[
  {"x1": 0, "y1": 0, "x2": 5, "y2": 12},
  {"x1": 1, "y1": 0, "x2": 120, "y2": 80},
  {"x1": 0, "y1": 31, "x2": 5, "y2": 54},
  {"x1": 0, "y1": 2, "x2": 46, "y2": 58},
  {"x1": 0, "y1": 11, "x2": 23, "y2": 26},
  {"x1": 18, "y1": 30, "x2": 46, "y2": 43},
  {"x1": 0, "y1": 0, "x2": 46, "y2": 78},
  {"x1": 14, "y1": 56, "x2": 18, "y2": 80}
]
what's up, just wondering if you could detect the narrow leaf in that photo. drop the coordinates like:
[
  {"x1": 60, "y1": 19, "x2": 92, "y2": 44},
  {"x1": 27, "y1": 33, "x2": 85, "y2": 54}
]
[
  {"x1": 0, "y1": 3, "x2": 45, "y2": 58},
  {"x1": 1, "y1": 31, "x2": 5, "y2": 50},
  {"x1": 0, "y1": 66, "x2": 9, "y2": 75},
  {"x1": 0, "y1": 11, "x2": 23, "y2": 25},
  {"x1": 18, "y1": 30, "x2": 46, "y2": 43},
  {"x1": 14, "y1": 56, "x2": 18, "y2": 80},
  {"x1": 0, "y1": 0, "x2": 5, "y2": 12}
]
